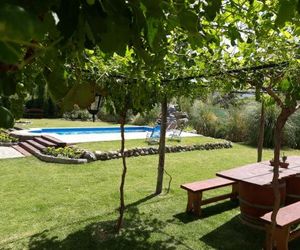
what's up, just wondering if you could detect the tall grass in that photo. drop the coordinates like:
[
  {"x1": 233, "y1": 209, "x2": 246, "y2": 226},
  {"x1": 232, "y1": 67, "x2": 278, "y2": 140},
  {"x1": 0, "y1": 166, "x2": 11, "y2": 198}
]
[{"x1": 182, "y1": 97, "x2": 300, "y2": 148}]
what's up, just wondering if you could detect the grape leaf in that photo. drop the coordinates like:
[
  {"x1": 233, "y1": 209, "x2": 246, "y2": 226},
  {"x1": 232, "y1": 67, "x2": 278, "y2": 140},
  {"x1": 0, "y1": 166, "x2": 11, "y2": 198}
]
[
  {"x1": 275, "y1": 0, "x2": 297, "y2": 26},
  {"x1": 0, "y1": 4, "x2": 43, "y2": 42},
  {"x1": 179, "y1": 10, "x2": 198, "y2": 33},
  {"x1": 61, "y1": 82, "x2": 96, "y2": 111},
  {"x1": 203, "y1": 0, "x2": 222, "y2": 21},
  {"x1": 0, "y1": 41, "x2": 22, "y2": 64}
]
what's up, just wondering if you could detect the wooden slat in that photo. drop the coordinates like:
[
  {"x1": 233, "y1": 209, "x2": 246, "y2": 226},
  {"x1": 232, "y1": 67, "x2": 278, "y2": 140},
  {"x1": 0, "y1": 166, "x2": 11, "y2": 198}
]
[
  {"x1": 41, "y1": 135, "x2": 67, "y2": 147},
  {"x1": 216, "y1": 157, "x2": 300, "y2": 186},
  {"x1": 26, "y1": 140, "x2": 46, "y2": 151},
  {"x1": 18, "y1": 142, "x2": 40, "y2": 156},
  {"x1": 201, "y1": 193, "x2": 235, "y2": 206},
  {"x1": 33, "y1": 137, "x2": 56, "y2": 147},
  {"x1": 181, "y1": 177, "x2": 236, "y2": 193},
  {"x1": 12, "y1": 145, "x2": 32, "y2": 156},
  {"x1": 261, "y1": 201, "x2": 300, "y2": 227}
]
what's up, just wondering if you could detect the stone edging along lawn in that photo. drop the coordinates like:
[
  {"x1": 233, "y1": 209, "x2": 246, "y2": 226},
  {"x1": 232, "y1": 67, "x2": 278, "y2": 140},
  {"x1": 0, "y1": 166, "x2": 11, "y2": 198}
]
[
  {"x1": 37, "y1": 141, "x2": 233, "y2": 164},
  {"x1": 36, "y1": 152, "x2": 88, "y2": 164}
]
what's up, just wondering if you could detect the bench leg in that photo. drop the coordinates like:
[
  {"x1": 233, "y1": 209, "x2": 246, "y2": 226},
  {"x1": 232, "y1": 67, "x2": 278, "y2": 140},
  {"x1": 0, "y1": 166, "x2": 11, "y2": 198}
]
[
  {"x1": 230, "y1": 183, "x2": 239, "y2": 201},
  {"x1": 186, "y1": 191, "x2": 202, "y2": 216},
  {"x1": 274, "y1": 226, "x2": 289, "y2": 250},
  {"x1": 265, "y1": 225, "x2": 289, "y2": 250}
]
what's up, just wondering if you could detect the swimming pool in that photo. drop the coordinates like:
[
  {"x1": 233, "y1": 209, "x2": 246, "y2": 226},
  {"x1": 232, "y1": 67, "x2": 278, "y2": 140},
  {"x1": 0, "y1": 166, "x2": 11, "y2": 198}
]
[
  {"x1": 13, "y1": 126, "x2": 199, "y2": 143},
  {"x1": 29, "y1": 126, "x2": 153, "y2": 135}
]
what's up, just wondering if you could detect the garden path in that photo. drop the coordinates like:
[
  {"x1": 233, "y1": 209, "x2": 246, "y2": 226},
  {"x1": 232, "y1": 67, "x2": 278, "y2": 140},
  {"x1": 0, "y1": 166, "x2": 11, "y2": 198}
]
[{"x1": 0, "y1": 147, "x2": 24, "y2": 159}]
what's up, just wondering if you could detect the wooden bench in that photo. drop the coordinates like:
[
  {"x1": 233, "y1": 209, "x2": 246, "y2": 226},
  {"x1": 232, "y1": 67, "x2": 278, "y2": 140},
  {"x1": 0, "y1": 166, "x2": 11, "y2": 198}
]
[
  {"x1": 261, "y1": 201, "x2": 300, "y2": 250},
  {"x1": 180, "y1": 177, "x2": 238, "y2": 216}
]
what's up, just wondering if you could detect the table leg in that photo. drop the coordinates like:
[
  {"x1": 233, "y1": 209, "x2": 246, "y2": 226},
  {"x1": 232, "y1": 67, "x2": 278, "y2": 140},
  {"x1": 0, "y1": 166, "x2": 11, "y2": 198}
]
[{"x1": 231, "y1": 183, "x2": 239, "y2": 201}]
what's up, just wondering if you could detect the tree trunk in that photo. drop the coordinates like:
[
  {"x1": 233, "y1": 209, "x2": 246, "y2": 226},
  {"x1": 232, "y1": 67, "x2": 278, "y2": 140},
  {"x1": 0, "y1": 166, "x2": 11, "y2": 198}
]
[
  {"x1": 257, "y1": 100, "x2": 265, "y2": 162},
  {"x1": 155, "y1": 96, "x2": 168, "y2": 195},
  {"x1": 116, "y1": 111, "x2": 127, "y2": 233},
  {"x1": 267, "y1": 107, "x2": 295, "y2": 249}
]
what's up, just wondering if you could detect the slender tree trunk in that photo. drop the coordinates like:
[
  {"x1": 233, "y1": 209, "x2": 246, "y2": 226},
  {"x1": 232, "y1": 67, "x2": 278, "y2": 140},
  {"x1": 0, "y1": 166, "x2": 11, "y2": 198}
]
[
  {"x1": 116, "y1": 111, "x2": 127, "y2": 233},
  {"x1": 267, "y1": 108, "x2": 295, "y2": 249},
  {"x1": 155, "y1": 96, "x2": 168, "y2": 195},
  {"x1": 257, "y1": 100, "x2": 265, "y2": 162}
]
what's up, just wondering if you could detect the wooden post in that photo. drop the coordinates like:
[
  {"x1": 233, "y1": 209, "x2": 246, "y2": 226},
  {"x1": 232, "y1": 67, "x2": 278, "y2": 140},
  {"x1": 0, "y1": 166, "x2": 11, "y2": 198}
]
[
  {"x1": 257, "y1": 100, "x2": 265, "y2": 162},
  {"x1": 155, "y1": 96, "x2": 168, "y2": 194},
  {"x1": 116, "y1": 110, "x2": 128, "y2": 233}
]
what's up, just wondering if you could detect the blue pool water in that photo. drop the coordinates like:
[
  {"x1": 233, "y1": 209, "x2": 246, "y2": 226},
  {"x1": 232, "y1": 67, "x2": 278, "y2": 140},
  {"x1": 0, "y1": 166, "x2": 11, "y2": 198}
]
[{"x1": 29, "y1": 126, "x2": 153, "y2": 135}]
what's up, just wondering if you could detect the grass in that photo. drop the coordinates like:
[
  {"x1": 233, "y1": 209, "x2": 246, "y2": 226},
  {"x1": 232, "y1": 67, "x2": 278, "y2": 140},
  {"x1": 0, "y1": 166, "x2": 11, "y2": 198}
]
[
  {"x1": 78, "y1": 136, "x2": 223, "y2": 152},
  {"x1": 16, "y1": 118, "x2": 223, "y2": 152},
  {"x1": 1, "y1": 142, "x2": 300, "y2": 249},
  {"x1": 16, "y1": 118, "x2": 113, "y2": 129},
  {"x1": 3, "y1": 119, "x2": 300, "y2": 249}
]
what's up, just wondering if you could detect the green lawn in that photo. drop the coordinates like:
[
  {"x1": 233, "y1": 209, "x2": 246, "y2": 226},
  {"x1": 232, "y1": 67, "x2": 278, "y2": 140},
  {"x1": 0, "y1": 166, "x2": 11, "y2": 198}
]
[
  {"x1": 16, "y1": 118, "x2": 113, "y2": 129},
  {"x1": 1, "y1": 142, "x2": 300, "y2": 249},
  {"x1": 78, "y1": 136, "x2": 222, "y2": 152},
  {"x1": 16, "y1": 118, "x2": 223, "y2": 152}
]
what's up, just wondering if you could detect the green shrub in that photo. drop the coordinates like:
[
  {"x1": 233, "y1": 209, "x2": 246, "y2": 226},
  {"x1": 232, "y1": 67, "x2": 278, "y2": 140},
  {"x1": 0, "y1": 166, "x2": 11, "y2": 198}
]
[
  {"x1": 42, "y1": 146, "x2": 84, "y2": 159},
  {"x1": 245, "y1": 103, "x2": 300, "y2": 148},
  {"x1": 189, "y1": 100, "x2": 226, "y2": 138},
  {"x1": 224, "y1": 107, "x2": 248, "y2": 142},
  {"x1": 63, "y1": 104, "x2": 91, "y2": 121},
  {"x1": 0, "y1": 130, "x2": 18, "y2": 143},
  {"x1": 97, "y1": 105, "x2": 120, "y2": 123},
  {"x1": 131, "y1": 105, "x2": 161, "y2": 126},
  {"x1": 177, "y1": 97, "x2": 194, "y2": 115},
  {"x1": 288, "y1": 113, "x2": 300, "y2": 148},
  {"x1": 97, "y1": 105, "x2": 136, "y2": 123},
  {"x1": 180, "y1": 96, "x2": 300, "y2": 148},
  {"x1": 187, "y1": 99, "x2": 255, "y2": 142}
]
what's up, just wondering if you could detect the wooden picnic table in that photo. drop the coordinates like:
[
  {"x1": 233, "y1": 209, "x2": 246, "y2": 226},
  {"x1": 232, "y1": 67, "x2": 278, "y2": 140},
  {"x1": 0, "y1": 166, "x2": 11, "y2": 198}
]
[{"x1": 216, "y1": 156, "x2": 300, "y2": 227}]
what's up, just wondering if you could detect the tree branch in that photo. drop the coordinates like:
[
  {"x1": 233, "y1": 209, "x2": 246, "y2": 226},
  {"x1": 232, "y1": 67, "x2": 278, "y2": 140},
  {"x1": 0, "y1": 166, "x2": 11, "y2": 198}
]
[{"x1": 263, "y1": 86, "x2": 284, "y2": 109}]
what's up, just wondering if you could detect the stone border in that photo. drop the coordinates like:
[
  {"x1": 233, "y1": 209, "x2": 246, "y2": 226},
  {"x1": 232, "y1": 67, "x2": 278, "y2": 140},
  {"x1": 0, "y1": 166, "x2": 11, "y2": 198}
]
[
  {"x1": 94, "y1": 141, "x2": 232, "y2": 161},
  {"x1": 33, "y1": 141, "x2": 232, "y2": 164},
  {"x1": 34, "y1": 151, "x2": 88, "y2": 164}
]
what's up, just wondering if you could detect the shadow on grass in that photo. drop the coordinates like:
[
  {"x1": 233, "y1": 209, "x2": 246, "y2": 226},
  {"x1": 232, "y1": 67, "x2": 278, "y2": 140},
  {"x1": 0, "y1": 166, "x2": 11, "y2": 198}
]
[
  {"x1": 200, "y1": 215, "x2": 265, "y2": 250},
  {"x1": 27, "y1": 207, "x2": 179, "y2": 250},
  {"x1": 200, "y1": 215, "x2": 300, "y2": 249},
  {"x1": 126, "y1": 193, "x2": 157, "y2": 209},
  {"x1": 174, "y1": 200, "x2": 239, "y2": 224}
]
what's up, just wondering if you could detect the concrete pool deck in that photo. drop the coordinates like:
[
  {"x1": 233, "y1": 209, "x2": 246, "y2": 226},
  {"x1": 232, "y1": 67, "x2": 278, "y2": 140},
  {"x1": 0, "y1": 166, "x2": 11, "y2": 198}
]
[
  {"x1": 49, "y1": 130, "x2": 199, "y2": 143},
  {"x1": 0, "y1": 147, "x2": 24, "y2": 159},
  {"x1": 12, "y1": 128, "x2": 200, "y2": 144}
]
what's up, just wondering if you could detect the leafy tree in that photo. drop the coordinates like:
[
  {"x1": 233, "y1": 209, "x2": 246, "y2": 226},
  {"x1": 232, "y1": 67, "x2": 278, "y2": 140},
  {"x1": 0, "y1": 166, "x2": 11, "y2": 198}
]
[
  {"x1": 263, "y1": 65, "x2": 300, "y2": 249},
  {"x1": 0, "y1": 0, "x2": 205, "y2": 126},
  {"x1": 1, "y1": 0, "x2": 300, "y2": 247},
  {"x1": 83, "y1": 49, "x2": 159, "y2": 231},
  {"x1": 0, "y1": 0, "x2": 299, "y2": 124},
  {"x1": 221, "y1": 8, "x2": 300, "y2": 246}
]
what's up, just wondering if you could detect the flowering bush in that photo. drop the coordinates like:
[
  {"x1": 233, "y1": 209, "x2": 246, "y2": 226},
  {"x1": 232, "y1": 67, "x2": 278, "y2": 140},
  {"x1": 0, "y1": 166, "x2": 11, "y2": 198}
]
[{"x1": 42, "y1": 146, "x2": 84, "y2": 159}]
